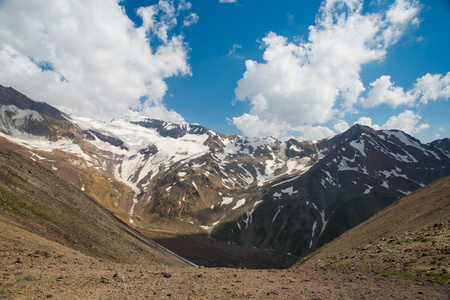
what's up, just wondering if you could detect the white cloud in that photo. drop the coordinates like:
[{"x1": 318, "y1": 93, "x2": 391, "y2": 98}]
[
  {"x1": 354, "y1": 116, "x2": 373, "y2": 127},
  {"x1": 233, "y1": 0, "x2": 421, "y2": 139},
  {"x1": 219, "y1": 0, "x2": 237, "y2": 3},
  {"x1": 231, "y1": 114, "x2": 286, "y2": 138},
  {"x1": 298, "y1": 125, "x2": 335, "y2": 141},
  {"x1": 231, "y1": 114, "x2": 335, "y2": 140},
  {"x1": 0, "y1": 0, "x2": 194, "y2": 123},
  {"x1": 183, "y1": 12, "x2": 199, "y2": 27},
  {"x1": 228, "y1": 44, "x2": 244, "y2": 59},
  {"x1": 355, "y1": 110, "x2": 429, "y2": 134},
  {"x1": 334, "y1": 121, "x2": 350, "y2": 132},
  {"x1": 382, "y1": 110, "x2": 429, "y2": 134},
  {"x1": 361, "y1": 75, "x2": 415, "y2": 108},
  {"x1": 362, "y1": 72, "x2": 450, "y2": 108},
  {"x1": 413, "y1": 72, "x2": 450, "y2": 104}
]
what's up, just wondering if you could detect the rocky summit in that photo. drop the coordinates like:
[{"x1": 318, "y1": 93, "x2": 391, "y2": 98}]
[{"x1": 1, "y1": 84, "x2": 450, "y2": 267}]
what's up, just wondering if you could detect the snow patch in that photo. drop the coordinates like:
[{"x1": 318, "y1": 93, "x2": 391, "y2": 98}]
[
  {"x1": 272, "y1": 175, "x2": 300, "y2": 187},
  {"x1": 364, "y1": 184, "x2": 373, "y2": 194},
  {"x1": 350, "y1": 139, "x2": 366, "y2": 157},
  {"x1": 272, "y1": 206, "x2": 283, "y2": 222},
  {"x1": 221, "y1": 197, "x2": 233, "y2": 205},
  {"x1": 232, "y1": 198, "x2": 246, "y2": 210},
  {"x1": 192, "y1": 181, "x2": 198, "y2": 190},
  {"x1": 281, "y1": 186, "x2": 297, "y2": 195}
]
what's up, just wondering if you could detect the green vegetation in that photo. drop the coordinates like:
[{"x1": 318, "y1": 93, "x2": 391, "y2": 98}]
[
  {"x1": 211, "y1": 221, "x2": 241, "y2": 244},
  {"x1": 0, "y1": 147, "x2": 181, "y2": 266}
]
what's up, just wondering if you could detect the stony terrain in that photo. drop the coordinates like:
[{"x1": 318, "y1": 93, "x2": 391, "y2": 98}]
[
  {"x1": 0, "y1": 215, "x2": 447, "y2": 299},
  {"x1": 2, "y1": 84, "x2": 450, "y2": 263},
  {"x1": 2, "y1": 175, "x2": 450, "y2": 299},
  {"x1": 1, "y1": 86, "x2": 450, "y2": 298}
]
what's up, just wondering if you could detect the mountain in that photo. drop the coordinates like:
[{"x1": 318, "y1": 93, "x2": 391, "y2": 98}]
[
  {"x1": 1, "y1": 84, "x2": 450, "y2": 266},
  {"x1": 222, "y1": 124, "x2": 450, "y2": 258},
  {"x1": 429, "y1": 138, "x2": 450, "y2": 158},
  {"x1": 0, "y1": 146, "x2": 192, "y2": 266},
  {"x1": 297, "y1": 175, "x2": 450, "y2": 288}
]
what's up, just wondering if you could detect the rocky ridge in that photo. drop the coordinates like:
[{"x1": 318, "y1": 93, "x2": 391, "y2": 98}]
[{"x1": 1, "y1": 84, "x2": 450, "y2": 265}]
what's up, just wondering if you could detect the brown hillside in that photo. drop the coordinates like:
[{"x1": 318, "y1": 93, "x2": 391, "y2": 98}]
[
  {"x1": 0, "y1": 146, "x2": 189, "y2": 266},
  {"x1": 1, "y1": 147, "x2": 448, "y2": 298},
  {"x1": 299, "y1": 175, "x2": 450, "y2": 288}
]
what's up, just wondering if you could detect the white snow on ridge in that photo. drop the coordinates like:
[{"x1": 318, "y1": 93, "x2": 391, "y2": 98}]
[
  {"x1": 71, "y1": 116, "x2": 210, "y2": 159},
  {"x1": 379, "y1": 169, "x2": 409, "y2": 179},
  {"x1": 350, "y1": 139, "x2": 366, "y2": 157},
  {"x1": 0, "y1": 131, "x2": 94, "y2": 165},
  {"x1": 70, "y1": 115, "x2": 211, "y2": 194},
  {"x1": 384, "y1": 131, "x2": 440, "y2": 160},
  {"x1": 272, "y1": 175, "x2": 301, "y2": 187},
  {"x1": 337, "y1": 158, "x2": 359, "y2": 172},
  {"x1": 0, "y1": 105, "x2": 44, "y2": 133}
]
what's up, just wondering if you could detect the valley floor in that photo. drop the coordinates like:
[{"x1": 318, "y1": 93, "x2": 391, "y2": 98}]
[
  {"x1": 1, "y1": 220, "x2": 448, "y2": 300},
  {"x1": 1, "y1": 256, "x2": 447, "y2": 299}
]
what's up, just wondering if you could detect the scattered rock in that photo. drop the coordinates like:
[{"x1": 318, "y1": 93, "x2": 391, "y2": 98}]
[
  {"x1": 100, "y1": 276, "x2": 110, "y2": 284},
  {"x1": 21, "y1": 275, "x2": 37, "y2": 282}
]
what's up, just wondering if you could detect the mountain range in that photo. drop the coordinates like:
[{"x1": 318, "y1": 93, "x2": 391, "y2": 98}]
[{"x1": 1, "y1": 84, "x2": 450, "y2": 267}]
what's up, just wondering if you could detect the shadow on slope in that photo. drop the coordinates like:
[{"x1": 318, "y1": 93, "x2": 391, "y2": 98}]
[
  {"x1": 138, "y1": 228, "x2": 298, "y2": 269},
  {"x1": 0, "y1": 147, "x2": 189, "y2": 266},
  {"x1": 298, "y1": 175, "x2": 450, "y2": 288}
]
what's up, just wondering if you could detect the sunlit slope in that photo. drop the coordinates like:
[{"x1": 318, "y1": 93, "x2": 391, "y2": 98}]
[
  {"x1": 298, "y1": 176, "x2": 450, "y2": 286},
  {"x1": 0, "y1": 146, "x2": 189, "y2": 266}
]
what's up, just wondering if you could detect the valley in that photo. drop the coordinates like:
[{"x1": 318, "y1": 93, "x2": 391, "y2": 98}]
[{"x1": 0, "y1": 85, "x2": 449, "y2": 298}]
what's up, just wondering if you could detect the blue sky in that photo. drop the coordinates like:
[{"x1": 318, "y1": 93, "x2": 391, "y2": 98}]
[{"x1": 0, "y1": 0, "x2": 449, "y2": 142}]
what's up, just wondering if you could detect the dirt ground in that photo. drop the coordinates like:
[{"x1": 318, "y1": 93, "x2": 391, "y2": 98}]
[
  {"x1": 1, "y1": 220, "x2": 448, "y2": 300},
  {"x1": 1, "y1": 253, "x2": 447, "y2": 299}
]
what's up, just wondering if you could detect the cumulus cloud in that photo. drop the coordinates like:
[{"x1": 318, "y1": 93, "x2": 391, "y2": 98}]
[
  {"x1": 362, "y1": 72, "x2": 450, "y2": 108},
  {"x1": 361, "y1": 75, "x2": 415, "y2": 108},
  {"x1": 231, "y1": 114, "x2": 286, "y2": 138},
  {"x1": 334, "y1": 121, "x2": 350, "y2": 133},
  {"x1": 354, "y1": 116, "x2": 374, "y2": 127},
  {"x1": 413, "y1": 72, "x2": 450, "y2": 104},
  {"x1": 354, "y1": 110, "x2": 429, "y2": 134},
  {"x1": 231, "y1": 113, "x2": 335, "y2": 140},
  {"x1": 0, "y1": 0, "x2": 195, "y2": 122},
  {"x1": 382, "y1": 110, "x2": 429, "y2": 134},
  {"x1": 233, "y1": 0, "x2": 422, "y2": 139}
]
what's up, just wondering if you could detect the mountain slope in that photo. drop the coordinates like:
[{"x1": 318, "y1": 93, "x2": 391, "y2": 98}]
[
  {"x1": 214, "y1": 125, "x2": 450, "y2": 258},
  {"x1": 0, "y1": 146, "x2": 191, "y2": 266},
  {"x1": 1, "y1": 84, "x2": 450, "y2": 265},
  {"x1": 297, "y1": 175, "x2": 450, "y2": 287}
]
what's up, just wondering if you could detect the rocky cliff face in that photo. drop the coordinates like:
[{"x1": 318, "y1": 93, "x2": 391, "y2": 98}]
[
  {"x1": 222, "y1": 125, "x2": 450, "y2": 256},
  {"x1": 1, "y1": 84, "x2": 450, "y2": 259}
]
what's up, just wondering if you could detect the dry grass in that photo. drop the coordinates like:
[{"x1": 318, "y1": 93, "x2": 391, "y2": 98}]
[{"x1": 298, "y1": 176, "x2": 450, "y2": 289}]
